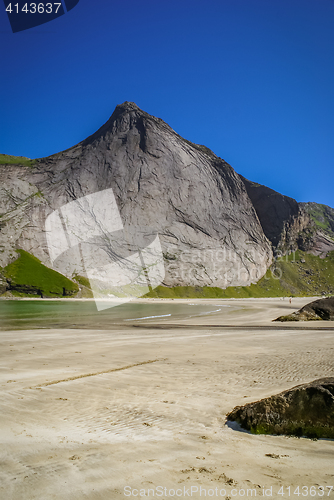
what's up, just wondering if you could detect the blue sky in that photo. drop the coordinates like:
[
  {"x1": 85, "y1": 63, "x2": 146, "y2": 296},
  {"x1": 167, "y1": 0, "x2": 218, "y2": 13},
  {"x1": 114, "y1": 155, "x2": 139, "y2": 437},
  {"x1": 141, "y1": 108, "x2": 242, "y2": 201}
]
[{"x1": 1, "y1": 0, "x2": 334, "y2": 207}]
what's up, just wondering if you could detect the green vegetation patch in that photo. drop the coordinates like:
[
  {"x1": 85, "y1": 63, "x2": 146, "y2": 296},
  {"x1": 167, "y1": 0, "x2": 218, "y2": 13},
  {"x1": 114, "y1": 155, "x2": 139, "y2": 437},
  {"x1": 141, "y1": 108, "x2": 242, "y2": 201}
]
[
  {"x1": 0, "y1": 154, "x2": 37, "y2": 168},
  {"x1": 145, "y1": 250, "x2": 334, "y2": 299},
  {"x1": 308, "y1": 205, "x2": 331, "y2": 231},
  {"x1": 249, "y1": 422, "x2": 334, "y2": 440},
  {"x1": 3, "y1": 248, "x2": 334, "y2": 300},
  {"x1": 3, "y1": 250, "x2": 78, "y2": 298},
  {"x1": 72, "y1": 274, "x2": 91, "y2": 289},
  {"x1": 302, "y1": 202, "x2": 334, "y2": 239}
]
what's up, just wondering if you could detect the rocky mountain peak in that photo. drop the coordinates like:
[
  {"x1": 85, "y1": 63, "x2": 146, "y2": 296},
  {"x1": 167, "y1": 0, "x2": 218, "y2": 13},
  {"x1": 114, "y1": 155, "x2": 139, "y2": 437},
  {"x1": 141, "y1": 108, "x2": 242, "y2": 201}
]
[
  {"x1": 115, "y1": 101, "x2": 141, "y2": 112},
  {"x1": 81, "y1": 101, "x2": 170, "y2": 151}
]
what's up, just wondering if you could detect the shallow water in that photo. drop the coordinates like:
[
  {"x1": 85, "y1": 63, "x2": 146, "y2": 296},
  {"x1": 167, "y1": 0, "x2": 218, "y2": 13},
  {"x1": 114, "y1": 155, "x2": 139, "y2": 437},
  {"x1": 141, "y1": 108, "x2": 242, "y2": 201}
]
[{"x1": 0, "y1": 300, "x2": 227, "y2": 330}]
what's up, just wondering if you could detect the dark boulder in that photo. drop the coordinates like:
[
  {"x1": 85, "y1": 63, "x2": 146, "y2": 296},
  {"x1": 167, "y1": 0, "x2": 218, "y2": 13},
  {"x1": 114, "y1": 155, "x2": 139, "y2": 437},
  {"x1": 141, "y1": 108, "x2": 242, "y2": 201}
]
[
  {"x1": 226, "y1": 378, "x2": 334, "y2": 439},
  {"x1": 275, "y1": 296, "x2": 334, "y2": 321}
]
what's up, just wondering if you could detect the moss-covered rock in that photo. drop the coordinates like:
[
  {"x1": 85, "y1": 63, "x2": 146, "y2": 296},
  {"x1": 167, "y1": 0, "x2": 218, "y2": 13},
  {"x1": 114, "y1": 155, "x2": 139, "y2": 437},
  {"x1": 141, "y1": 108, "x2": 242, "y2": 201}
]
[
  {"x1": 226, "y1": 378, "x2": 334, "y2": 439},
  {"x1": 275, "y1": 296, "x2": 334, "y2": 321}
]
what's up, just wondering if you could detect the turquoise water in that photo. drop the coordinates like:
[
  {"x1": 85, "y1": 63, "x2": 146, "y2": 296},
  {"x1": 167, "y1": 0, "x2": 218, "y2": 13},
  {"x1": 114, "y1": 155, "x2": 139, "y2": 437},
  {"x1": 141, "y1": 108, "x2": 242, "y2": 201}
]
[{"x1": 0, "y1": 300, "x2": 225, "y2": 330}]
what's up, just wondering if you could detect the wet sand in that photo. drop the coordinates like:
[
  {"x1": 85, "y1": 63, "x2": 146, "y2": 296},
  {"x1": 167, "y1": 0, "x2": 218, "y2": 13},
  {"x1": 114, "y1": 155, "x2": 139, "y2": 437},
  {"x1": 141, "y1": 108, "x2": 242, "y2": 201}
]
[{"x1": 0, "y1": 298, "x2": 333, "y2": 499}]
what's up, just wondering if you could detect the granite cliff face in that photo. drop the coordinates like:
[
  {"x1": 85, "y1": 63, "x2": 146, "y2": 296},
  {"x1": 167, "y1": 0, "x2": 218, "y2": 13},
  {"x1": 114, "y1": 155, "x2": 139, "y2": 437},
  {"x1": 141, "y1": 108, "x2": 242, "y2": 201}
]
[{"x1": 0, "y1": 102, "x2": 273, "y2": 289}]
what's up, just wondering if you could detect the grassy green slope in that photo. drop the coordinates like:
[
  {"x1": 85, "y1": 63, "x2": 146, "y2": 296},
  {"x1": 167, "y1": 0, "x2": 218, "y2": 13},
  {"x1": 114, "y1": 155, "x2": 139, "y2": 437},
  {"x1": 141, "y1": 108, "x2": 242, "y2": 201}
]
[
  {"x1": 301, "y1": 202, "x2": 334, "y2": 240},
  {"x1": 0, "y1": 154, "x2": 37, "y2": 168},
  {"x1": 2, "y1": 250, "x2": 78, "y2": 297},
  {"x1": 1, "y1": 249, "x2": 333, "y2": 299},
  {"x1": 145, "y1": 251, "x2": 334, "y2": 299}
]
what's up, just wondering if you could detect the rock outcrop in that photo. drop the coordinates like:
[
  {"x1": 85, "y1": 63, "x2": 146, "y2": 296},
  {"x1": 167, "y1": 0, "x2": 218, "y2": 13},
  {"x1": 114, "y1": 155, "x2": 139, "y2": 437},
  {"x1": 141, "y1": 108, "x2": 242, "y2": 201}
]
[
  {"x1": 242, "y1": 177, "x2": 334, "y2": 257},
  {"x1": 308, "y1": 231, "x2": 334, "y2": 259},
  {"x1": 0, "y1": 272, "x2": 7, "y2": 295},
  {"x1": 226, "y1": 378, "x2": 334, "y2": 439},
  {"x1": 275, "y1": 296, "x2": 334, "y2": 321},
  {"x1": 0, "y1": 102, "x2": 273, "y2": 289},
  {"x1": 300, "y1": 202, "x2": 334, "y2": 258}
]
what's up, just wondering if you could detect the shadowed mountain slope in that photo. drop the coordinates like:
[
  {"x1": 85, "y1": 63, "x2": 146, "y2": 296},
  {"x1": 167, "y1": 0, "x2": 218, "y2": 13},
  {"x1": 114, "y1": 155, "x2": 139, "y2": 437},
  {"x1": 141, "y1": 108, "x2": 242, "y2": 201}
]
[{"x1": 242, "y1": 177, "x2": 334, "y2": 258}]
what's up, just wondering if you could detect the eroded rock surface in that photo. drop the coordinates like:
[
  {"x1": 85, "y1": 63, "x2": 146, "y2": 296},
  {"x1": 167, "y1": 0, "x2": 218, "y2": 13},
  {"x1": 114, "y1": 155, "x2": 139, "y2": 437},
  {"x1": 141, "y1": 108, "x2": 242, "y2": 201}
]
[{"x1": 227, "y1": 378, "x2": 334, "y2": 439}]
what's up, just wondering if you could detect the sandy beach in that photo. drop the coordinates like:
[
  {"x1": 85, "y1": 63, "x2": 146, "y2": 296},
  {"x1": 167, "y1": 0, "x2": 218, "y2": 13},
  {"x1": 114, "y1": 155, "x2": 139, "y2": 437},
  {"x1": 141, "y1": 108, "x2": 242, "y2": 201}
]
[{"x1": 1, "y1": 297, "x2": 333, "y2": 499}]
